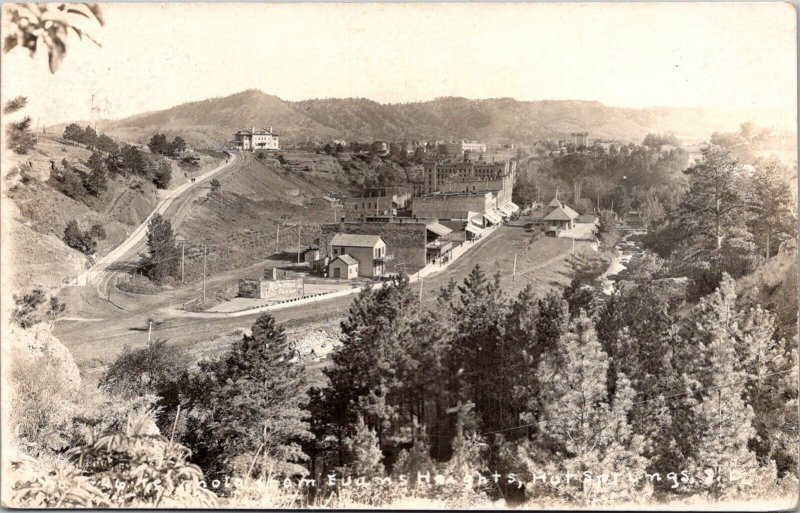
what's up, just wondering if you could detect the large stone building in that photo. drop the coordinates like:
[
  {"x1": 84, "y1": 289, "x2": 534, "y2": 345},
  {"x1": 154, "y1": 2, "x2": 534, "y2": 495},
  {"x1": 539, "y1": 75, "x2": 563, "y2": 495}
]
[
  {"x1": 343, "y1": 186, "x2": 413, "y2": 215},
  {"x1": 439, "y1": 140, "x2": 487, "y2": 158},
  {"x1": 422, "y1": 159, "x2": 516, "y2": 205},
  {"x1": 234, "y1": 126, "x2": 280, "y2": 151},
  {"x1": 570, "y1": 132, "x2": 589, "y2": 147},
  {"x1": 411, "y1": 191, "x2": 495, "y2": 220}
]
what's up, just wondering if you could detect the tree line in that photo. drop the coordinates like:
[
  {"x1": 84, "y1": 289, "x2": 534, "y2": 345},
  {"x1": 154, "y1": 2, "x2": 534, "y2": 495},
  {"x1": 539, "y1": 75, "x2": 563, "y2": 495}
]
[
  {"x1": 81, "y1": 259, "x2": 797, "y2": 506},
  {"x1": 643, "y1": 145, "x2": 796, "y2": 298}
]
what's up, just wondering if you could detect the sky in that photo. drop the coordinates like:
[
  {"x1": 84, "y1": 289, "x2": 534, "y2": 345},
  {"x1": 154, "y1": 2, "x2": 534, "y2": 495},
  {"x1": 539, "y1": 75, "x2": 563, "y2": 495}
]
[{"x1": 2, "y1": 2, "x2": 796, "y2": 128}]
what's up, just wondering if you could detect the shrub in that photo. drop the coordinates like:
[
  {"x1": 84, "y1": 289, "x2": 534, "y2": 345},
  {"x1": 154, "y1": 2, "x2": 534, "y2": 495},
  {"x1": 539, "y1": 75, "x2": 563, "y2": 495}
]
[
  {"x1": 50, "y1": 166, "x2": 87, "y2": 200},
  {"x1": 116, "y1": 275, "x2": 161, "y2": 295},
  {"x1": 7, "y1": 116, "x2": 37, "y2": 155},
  {"x1": 83, "y1": 152, "x2": 108, "y2": 196},
  {"x1": 95, "y1": 134, "x2": 118, "y2": 154},
  {"x1": 11, "y1": 287, "x2": 47, "y2": 328},
  {"x1": 10, "y1": 410, "x2": 217, "y2": 508},
  {"x1": 89, "y1": 223, "x2": 106, "y2": 240},
  {"x1": 153, "y1": 159, "x2": 172, "y2": 189},
  {"x1": 63, "y1": 220, "x2": 96, "y2": 255}
]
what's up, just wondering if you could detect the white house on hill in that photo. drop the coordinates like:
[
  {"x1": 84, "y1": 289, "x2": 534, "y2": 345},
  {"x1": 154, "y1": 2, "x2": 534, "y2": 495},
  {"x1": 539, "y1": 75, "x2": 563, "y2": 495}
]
[{"x1": 234, "y1": 126, "x2": 280, "y2": 151}]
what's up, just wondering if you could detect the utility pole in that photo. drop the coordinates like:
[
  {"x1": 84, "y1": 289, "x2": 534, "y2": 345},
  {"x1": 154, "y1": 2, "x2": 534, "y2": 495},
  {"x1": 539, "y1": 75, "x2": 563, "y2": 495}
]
[
  {"x1": 276, "y1": 225, "x2": 280, "y2": 254},
  {"x1": 180, "y1": 241, "x2": 185, "y2": 283},
  {"x1": 512, "y1": 253, "x2": 517, "y2": 282},
  {"x1": 419, "y1": 278, "x2": 424, "y2": 302},
  {"x1": 148, "y1": 321, "x2": 152, "y2": 342},
  {"x1": 202, "y1": 245, "x2": 207, "y2": 302},
  {"x1": 297, "y1": 226, "x2": 301, "y2": 263}
]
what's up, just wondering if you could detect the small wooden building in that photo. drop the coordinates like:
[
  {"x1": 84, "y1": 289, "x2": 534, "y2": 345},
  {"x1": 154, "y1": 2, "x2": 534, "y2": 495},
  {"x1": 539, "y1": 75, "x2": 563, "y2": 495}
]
[{"x1": 328, "y1": 254, "x2": 359, "y2": 280}]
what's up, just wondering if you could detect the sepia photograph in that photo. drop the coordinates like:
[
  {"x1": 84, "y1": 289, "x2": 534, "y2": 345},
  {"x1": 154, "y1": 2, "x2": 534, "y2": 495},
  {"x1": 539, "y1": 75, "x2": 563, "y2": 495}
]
[{"x1": 0, "y1": 2, "x2": 797, "y2": 509}]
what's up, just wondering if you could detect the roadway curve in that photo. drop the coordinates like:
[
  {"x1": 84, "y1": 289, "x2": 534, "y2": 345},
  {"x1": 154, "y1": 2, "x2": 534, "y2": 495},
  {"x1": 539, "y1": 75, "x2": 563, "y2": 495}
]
[{"x1": 79, "y1": 152, "x2": 239, "y2": 298}]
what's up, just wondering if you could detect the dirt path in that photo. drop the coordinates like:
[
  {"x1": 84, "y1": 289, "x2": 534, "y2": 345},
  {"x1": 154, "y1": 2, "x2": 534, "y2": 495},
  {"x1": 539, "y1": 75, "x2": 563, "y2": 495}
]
[
  {"x1": 56, "y1": 218, "x2": 592, "y2": 373},
  {"x1": 78, "y1": 153, "x2": 238, "y2": 298}
]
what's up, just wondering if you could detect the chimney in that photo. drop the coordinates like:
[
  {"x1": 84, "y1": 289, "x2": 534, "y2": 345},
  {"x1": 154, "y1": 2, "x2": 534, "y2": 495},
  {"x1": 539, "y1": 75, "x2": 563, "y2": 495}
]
[
  {"x1": 251, "y1": 126, "x2": 256, "y2": 134},
  {"x1": 269, "y1": 126, "x2": 273, "y2": 133}
]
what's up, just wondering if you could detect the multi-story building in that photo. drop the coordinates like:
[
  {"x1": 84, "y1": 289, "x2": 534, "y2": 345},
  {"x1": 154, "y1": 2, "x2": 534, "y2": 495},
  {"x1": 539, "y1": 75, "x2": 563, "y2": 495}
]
[
  {"x1": 233, "y1": 126, "x2": 280, "y2": 151},
  {"x1": 438, "y1": 140, "x2": 487, "y2": 158},
  {"x1": 570, "y1": 132, "x2": 589, "y2": 147},
  {"x1": 328, "y1": 233, "x2": 387, "y2": 278},
  {"x1": 411, "y1": 191, "x2": 496, "y2": 220},
  {"x1": 422, "y1": 159, "x2": 516, "y2": 205}
]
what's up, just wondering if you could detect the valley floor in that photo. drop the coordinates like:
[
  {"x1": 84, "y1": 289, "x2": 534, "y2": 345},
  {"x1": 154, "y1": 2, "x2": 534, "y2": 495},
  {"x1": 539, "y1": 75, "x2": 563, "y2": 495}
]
[{"x1": 54, "y1": 220, "x2": 595, "y2": 378}]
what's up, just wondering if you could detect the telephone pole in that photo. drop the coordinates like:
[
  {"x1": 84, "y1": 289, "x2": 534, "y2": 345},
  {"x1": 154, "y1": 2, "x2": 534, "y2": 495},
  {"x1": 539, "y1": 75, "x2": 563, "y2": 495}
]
[
  {"x1": 180, "y1": 241, "x2": 185, "y2": 283},
  {"x1": 276, "y1": 225, "x2": 280, "y2": 254},
  {"x1": 297, "y1": 226, "x2": 301, "y2": 263},
  {"x1": 419, "y1": 278, "x2": 424, "y2": 301},
  {"x1": 202, "y1": 245, "x2": 207, "y2": 302},
  {"x1": 148, "y1": 321, "x2": 153, "y2": 342},
  {"x1": 512, "y1": 254, "x2": 517, "y2": 282}
]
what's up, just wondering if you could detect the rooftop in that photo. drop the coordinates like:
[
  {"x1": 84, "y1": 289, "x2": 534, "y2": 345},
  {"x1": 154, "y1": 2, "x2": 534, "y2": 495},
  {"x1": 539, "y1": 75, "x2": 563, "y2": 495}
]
[
  {"x1": 332, "y1": 254, "x2": 359, "y2": 266},
  {"x1": 330, "y1": 233, "x2": 385, "y2": 248},
  {"x1": 544, "y1": 206, "x2": 580, "y2": 221}
]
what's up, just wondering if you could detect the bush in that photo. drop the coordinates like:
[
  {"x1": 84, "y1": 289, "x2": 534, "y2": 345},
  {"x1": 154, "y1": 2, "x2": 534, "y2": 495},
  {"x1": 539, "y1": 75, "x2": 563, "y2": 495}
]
[
  {"x1": 63, "y1": 220, "x2": 96, "y2": 255},
  {"x1": 50, "y1": 166, "x2": 87, "y2": 200},
  {"x1": 153, "y1": 160, "x2": 172, "y2": 189},
  {"x1": 11, "y1": 287, "x2": 47, "y2": 329},
  {"x1": 7, "y1": 116, "x2": 37, "y2": 155},
  {"x1": 89, "y1": 223, "x2": 106, "y2": 240},
  {"x1": 95, "y1": 134, "x2": 118, "y2": 153},
  {"x1": 9, "y1": 410, "x2": 217, "y2": 508},
  {"x1": 116, "y1": 276, "x2": 161, "y2": 295}
]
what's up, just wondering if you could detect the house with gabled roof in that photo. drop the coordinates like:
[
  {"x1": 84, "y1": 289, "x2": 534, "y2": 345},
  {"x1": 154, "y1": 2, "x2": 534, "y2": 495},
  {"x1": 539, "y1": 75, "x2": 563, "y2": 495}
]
[
  {"x1": 233, "y1": 126, "x2": 280, "y2": 151},
  {"x1": 328, "y1": 254, "x2": 359, "y2": 279},
  {"x1": 328, "y1": 233, "x2": 387, "y2": 278}
]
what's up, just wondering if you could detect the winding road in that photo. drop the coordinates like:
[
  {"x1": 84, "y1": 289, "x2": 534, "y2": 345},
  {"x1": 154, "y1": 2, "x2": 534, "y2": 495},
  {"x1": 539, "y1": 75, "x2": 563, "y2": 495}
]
[{"x1": 78, "y1": 152, "x2": 238, "y2": 298}]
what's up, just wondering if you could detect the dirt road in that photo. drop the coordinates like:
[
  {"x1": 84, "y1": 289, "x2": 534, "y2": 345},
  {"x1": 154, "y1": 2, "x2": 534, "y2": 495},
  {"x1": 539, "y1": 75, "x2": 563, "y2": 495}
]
[
  {"x1": 79, "y1": 152, "x2": 239, "y2": 297},
  {"x1": 56, "y1": 220, "x2": 590, "y2": 375}
]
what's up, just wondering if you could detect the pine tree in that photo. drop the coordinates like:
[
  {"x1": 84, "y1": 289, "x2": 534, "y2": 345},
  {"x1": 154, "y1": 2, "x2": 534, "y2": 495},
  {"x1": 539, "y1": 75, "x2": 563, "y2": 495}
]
[
  {"x1": 520, "y1": 312, "x2": 651, "y2": 506},
  {"x1": 738, "y1": 305, "x2": 798, "y2": 477},
  {"x1": 392, "y1": 429, "x2": 434, "y2": 486},
  {"x1": 82, "y1": 125, "x2": 97, "y2": 148},
  {"x1": 345, "y1": 416, "x2": 385, "y2": 478},
  {"x1": 144, "y1": 214, "x2": 180, "y2": 283},
  {"x1": 682, "y1": 275, "x2": 763, "y2": 498},
  {"x1": 63, "y1": 122, "x2": 84, "y2": 143},
  {"x1": 7, "y1": 116, "x2": 37, "y2": 154},
  {"x1": 320, "y1": 276, "x2": 416, "y2": 462},
  {"x1": 83, "y1": 151, "x2": 108, "y2": 196},
  {"x1": 447, "y1": 265, "x2": 510, "y2": 434},
  {"x1": 183, "y1": 314, "x2": 312, "y2": 478},
  {"x1": 745, "y1": 158, "x2": 796, "y2": 259},
  {"x1": 673, "y1": 145, "x2": 757, "y2": 295}
]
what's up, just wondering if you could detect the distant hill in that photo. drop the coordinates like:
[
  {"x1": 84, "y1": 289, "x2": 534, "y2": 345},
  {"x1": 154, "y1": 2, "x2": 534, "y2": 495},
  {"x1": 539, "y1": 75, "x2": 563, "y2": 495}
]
[{"x1": 87, "y1": 89, "x2": 756, "y2": 149}]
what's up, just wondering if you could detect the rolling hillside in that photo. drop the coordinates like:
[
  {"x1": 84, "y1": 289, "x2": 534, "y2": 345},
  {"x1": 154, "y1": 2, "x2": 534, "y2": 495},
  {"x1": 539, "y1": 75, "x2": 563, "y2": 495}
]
[{"x1": 89, "y1": 90, "x2": 754, "y2": 149}]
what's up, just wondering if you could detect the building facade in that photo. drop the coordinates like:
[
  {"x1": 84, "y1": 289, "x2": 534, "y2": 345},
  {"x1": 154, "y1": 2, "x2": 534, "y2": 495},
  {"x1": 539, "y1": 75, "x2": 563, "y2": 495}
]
[
  {"x1": 570, "y1": 132, "x2": 589, "y2": 147},
  {"x1": 439, "y1": 140, "x2": 487, "y2": 157},
  {"x1": 329, "y1": 233, "x2": 387, "y2": 278},
  {"x1": 328, "y1": 255, "x2": 359, "y2": 279},
  {"x1": 234, "y1": 126, "x2": 280, "y2": 151},
  {"x1": 411, "y1": 191, "x2": 495, "y2": 220},
  {"x1": 422, "y1": 159, "x2": 516, "y2": 205}
]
